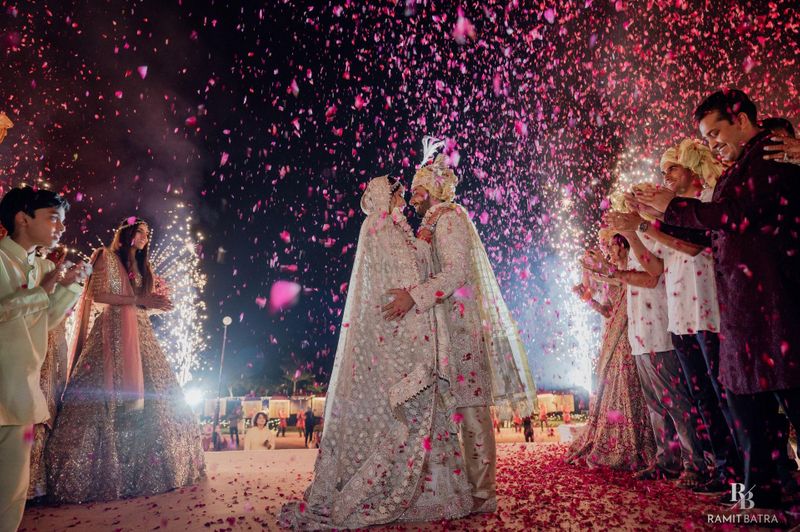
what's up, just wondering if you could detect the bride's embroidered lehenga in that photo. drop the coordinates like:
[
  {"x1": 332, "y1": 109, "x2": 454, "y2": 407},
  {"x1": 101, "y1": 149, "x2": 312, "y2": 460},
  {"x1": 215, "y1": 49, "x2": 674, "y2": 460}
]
[
  {"x1": 279, "y1": 176, "x2": 472, "y2": 530},
  {"x1": 566, "y1": 284, "x2": 656, "y2": 469},
  {"x1": 44, "y1": 247, "x2": 205, "y2": 503}
]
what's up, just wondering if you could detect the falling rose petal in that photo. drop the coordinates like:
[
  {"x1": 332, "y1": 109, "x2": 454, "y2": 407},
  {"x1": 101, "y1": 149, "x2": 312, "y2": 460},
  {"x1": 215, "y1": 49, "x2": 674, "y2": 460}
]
[
  {"x1": 184, "y1": 116, "x2": 197, "y2": 127},
  {"x1": 544, "y1": 8, "x2": 556, "y2": 24},
  {"x1": 354, "y1": 94, "x2": 365, "y2": 110},
  {"x1": 137, "y1": 65, "x2": 148, "y2": 79},
  {"x1": 269, "y1": 280, "x2": 301, "y2": 312},
  {"x1": 451, "y1": 412, "x2": 464, "y2": 424},
  {"x1": 279, "y1": 230, "x2": 291, "y2": 244},
  {"x1": 452, "y1": 8, "x2": 476, "y2": 44},
  {"x1": 23, "y1": 426, "x2": 34, "y2": 443},
  {"x1": 255, "y1": 296, "x2": 267, "y2": 309},
  {"x1": 454, "y1": 286, "x2": 474, "y2": 300},
  {"x1": 479, "y1": 211, "x2": 490, "y2": 225},
  {"x1": 325, "y1": 104, "x2": 337, "y2": 122},
  {"x1": 220, "y1": 152, "x2": 229, "y2": 166}
]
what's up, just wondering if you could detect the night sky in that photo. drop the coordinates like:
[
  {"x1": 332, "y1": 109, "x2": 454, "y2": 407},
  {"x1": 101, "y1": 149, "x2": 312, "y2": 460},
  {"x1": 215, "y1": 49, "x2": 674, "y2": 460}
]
[{"x1": 2, "y1": 0, "x2": 799, "y2": 395}]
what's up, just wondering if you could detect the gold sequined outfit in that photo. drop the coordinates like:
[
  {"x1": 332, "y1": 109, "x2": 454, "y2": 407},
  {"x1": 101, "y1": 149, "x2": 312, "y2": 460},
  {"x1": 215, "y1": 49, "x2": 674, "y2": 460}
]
[{"x1": 44, "y1": 249, "x2": 205, "y2": 503}]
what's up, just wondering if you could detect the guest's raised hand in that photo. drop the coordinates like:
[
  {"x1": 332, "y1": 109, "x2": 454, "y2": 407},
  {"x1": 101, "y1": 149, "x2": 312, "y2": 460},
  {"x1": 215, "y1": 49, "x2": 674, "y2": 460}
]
[
  {"x1": 605, "y1": 211, "x2": 642, "y2": 233},
  {"x1": 633, "y1": 187, "x2": 674, "y2": 213},
  {"x1": 59, "y1": 261, "x2": 92, "y2": 286},
  {"x1": 763, "y1": 136, "x2": 800, "y2": 165},
  {"x1": 571, "y1": 283, "x2": 589, "y2": 298},
  {"x1": 40, "y1": 264, "x2": 64, "y2": 293},
  {"x1": 584, "y1": 249, "x2": 611, "y2": 273}
]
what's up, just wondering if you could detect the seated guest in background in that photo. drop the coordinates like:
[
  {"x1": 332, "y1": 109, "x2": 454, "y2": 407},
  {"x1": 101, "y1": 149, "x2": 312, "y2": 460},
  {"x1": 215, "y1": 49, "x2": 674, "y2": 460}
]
[
  {"x1": 567, "y1": 231, "x2": 655, "y2": 470},
  {"x1": 635, "y1": 89, "x2": 800, "y2": 508},
  {"x1": 244, "y1": 412, "x2": 275, "y2": 450}
]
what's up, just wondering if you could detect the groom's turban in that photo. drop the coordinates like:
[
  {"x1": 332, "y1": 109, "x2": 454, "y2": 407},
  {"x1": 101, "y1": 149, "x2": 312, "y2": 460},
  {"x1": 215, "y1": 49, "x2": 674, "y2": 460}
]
[{"x1": 411, "y1": 154, "x2": 459, "y2": 203}]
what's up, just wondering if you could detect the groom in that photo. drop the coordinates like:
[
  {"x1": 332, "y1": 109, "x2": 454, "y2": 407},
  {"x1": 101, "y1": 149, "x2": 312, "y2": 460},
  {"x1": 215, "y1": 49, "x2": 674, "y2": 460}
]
[{"x1": 382, "y1": 152, "x2": 497, "y2": 514}]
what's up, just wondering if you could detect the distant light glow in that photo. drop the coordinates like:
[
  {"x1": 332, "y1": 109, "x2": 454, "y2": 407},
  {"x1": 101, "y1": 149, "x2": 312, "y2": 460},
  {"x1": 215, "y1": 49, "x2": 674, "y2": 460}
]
[{"x1": 184, "y1": 387, "x2": 204, "y2": 408}]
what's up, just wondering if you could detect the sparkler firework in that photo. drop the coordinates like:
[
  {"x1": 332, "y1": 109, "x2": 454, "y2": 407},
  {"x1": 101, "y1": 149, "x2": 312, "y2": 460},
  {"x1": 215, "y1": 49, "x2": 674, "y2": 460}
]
[{"x1": 149, "y1": 204, "x2": 208, "y2": 386}]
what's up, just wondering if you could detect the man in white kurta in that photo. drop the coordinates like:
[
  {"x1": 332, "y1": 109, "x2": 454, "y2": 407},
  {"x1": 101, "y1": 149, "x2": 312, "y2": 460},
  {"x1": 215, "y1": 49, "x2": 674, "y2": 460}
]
[{"x1": 0, "y1": 187, "x2": 86, "y2": 532}]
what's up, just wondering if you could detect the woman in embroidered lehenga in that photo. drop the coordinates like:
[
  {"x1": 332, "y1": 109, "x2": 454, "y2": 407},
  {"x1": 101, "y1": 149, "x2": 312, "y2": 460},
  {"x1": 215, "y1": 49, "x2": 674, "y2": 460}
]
[
  {"x1": 279, "y1": 176, "x2": 473, "y2": 530},
  {"x1": 566, "y1": 232, "x2": 656, "y2": 470},
  {"x1": 44, "y1": 218, "x2": 205, "y2": 503}
]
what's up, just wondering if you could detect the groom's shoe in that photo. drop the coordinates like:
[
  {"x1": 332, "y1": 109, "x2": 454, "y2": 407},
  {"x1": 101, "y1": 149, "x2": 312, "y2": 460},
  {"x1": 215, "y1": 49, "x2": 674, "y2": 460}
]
[{"x1": 471, "y1": 497, "x2": 497, "y2": 514}]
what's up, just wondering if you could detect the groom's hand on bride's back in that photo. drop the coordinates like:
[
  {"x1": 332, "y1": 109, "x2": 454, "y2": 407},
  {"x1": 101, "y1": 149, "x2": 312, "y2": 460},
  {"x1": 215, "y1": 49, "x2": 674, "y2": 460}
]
[{"x1": 382, "y1": 289, "x2": 415, "y2": 321}]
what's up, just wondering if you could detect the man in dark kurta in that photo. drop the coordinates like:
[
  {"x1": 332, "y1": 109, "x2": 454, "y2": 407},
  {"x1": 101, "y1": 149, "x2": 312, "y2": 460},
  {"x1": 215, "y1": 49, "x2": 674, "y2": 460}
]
[
  {"x1": 636, "y1": 89, "x2": 800, "y2": 507},
  {"x1": 303, "y1": 407, "x2": 316, "y2": 448}
]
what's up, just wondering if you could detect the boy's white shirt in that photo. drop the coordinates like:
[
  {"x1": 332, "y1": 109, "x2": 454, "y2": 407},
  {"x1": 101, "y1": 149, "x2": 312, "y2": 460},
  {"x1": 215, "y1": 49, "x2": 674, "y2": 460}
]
[{"x1": 0, "y1": 236, "x2": 82, "y2": 426}]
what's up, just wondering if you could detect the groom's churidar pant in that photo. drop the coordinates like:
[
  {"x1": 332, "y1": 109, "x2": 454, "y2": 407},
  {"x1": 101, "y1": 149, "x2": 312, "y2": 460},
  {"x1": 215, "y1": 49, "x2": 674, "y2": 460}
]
[
  {"x1": 0, "y1": 425, "x2": 31, "y2": 532},
  {"x1": 457, "y1": 406, "x2": 496, "y2": 500}
]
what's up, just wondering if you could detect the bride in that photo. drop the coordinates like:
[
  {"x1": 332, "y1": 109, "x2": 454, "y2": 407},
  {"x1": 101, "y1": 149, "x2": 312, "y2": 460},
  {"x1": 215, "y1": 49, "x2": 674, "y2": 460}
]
[{"x1": 279, "y1": 176, "x2": 472, "y2": 529}]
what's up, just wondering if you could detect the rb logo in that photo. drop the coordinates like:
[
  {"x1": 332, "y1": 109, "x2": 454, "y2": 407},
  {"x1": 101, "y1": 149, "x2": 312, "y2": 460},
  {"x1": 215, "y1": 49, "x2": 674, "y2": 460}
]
[{"x1": 729, "y1": 483, "x2": 755, "y2": 510}]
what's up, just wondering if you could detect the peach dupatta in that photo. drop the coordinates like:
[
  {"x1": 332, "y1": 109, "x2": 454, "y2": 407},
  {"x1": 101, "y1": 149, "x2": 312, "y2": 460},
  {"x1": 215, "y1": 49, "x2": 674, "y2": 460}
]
[{"x1": 67, "y1": 247, "x2": 144, "y2": 410}]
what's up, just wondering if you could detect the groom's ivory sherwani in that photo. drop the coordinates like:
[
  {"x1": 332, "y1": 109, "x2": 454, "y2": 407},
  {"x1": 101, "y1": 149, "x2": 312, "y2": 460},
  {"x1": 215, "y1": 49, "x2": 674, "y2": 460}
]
[{"x1": 409, "y1": 202, "x2": 496, "y2": 501}]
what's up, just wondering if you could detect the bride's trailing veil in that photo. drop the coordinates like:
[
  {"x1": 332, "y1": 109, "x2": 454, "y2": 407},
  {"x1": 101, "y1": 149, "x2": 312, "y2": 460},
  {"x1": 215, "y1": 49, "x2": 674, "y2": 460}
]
[{"x1": 280, "y1": 176, "x2": 471, "y2": 530}]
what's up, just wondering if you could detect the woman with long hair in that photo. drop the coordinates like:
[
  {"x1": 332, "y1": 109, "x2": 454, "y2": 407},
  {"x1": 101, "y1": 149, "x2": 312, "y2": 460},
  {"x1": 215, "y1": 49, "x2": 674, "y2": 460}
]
[
  {"x1": 45, "y1": 218, "x2": 205, "y2": 503},
  {"x1": 566, "y1": 232, "x2": 656, "y2": 470}
]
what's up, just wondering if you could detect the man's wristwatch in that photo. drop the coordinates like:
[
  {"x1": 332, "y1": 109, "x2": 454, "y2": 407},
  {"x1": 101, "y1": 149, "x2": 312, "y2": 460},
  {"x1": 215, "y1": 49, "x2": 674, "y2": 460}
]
[{"x1": 637, "y1": 220, "x2": 650, "y2": 233}]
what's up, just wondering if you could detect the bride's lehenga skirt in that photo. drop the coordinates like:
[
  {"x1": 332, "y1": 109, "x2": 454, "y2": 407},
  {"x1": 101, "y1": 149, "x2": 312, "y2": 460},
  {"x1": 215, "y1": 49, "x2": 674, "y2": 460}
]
[
  {"x1": 45, "y1": 310, "x2": 205, "y2": 503},
  {"x1": 279, "y1": 381, "x2": 472, "y2": 530}
]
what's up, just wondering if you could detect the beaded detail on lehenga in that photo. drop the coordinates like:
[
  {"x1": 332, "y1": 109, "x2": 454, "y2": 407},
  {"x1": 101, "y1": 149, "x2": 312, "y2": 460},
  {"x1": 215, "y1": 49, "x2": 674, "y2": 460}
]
[
  {"x1": 566, "y1": 285, "x2": 656, "y2": 470},
  {"x1": 45, "y1": 252, "x2": 205, "y2": 503}
]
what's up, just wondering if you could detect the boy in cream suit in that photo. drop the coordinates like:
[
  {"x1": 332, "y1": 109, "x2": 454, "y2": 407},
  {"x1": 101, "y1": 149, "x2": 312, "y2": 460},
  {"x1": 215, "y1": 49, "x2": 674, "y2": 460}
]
[{"x1": 0, "y1": 187, "x2": 90, "y2": 531}]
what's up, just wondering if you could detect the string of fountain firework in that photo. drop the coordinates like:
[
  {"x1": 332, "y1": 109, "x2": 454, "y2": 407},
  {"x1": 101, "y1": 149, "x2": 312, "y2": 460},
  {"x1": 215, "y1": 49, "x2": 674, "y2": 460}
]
[
  {"x1": 552, "y1": 184, "x2": 598, "y2": 394},
  {"x1": 148, "y1": 204, "x2": 208, "y2": 387}
]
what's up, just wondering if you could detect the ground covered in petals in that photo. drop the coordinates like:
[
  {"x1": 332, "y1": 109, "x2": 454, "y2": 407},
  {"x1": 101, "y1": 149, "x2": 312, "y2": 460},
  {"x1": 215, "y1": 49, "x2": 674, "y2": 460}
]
[{"x1": 20, "y1": 443, "x2": 760, "y2": 531}]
